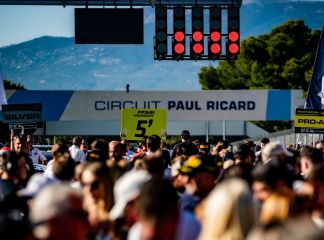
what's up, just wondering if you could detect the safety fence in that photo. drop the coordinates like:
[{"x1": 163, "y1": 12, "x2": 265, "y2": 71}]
[{"x1": 232, "y1": 129, "x2": 323, "y2": 148}]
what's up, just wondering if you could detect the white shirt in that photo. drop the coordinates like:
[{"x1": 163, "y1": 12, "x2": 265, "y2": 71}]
[
  {"x1": 44, "y1": 159, "x2": 55, "y2": 179},
  {"x1": 29, "y1": 147, "x2": 47, "y2": 164},
  {"x1": 69, "y1": 145, "x2": 86, "y2": 163}
]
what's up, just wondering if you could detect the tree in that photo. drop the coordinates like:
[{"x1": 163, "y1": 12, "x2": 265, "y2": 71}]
[
  {"x1": 4, "y1": 79, "x2": 25, "y2": 90},
  {"x1": 198, "y1": 20, "x2": 321, "y2": 132},
  {"x1": 199, "y1": 20, "x2": 320, "y2": 91}
]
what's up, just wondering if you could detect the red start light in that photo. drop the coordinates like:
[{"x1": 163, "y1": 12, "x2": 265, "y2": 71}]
[
  {"x1": 193, "y1": 43, "x2": 203, "y2": 54},
  {"x1": 193, "y1": 31, "x2": 203, "y2": 42},
  {"x1": 174, "y1": 43, "x2": 185, "y2": 54},
  {"x1": 210, "y1": 31, "x2": 221, "y2": 42},
  {"x1": 229, "y1": 31, "x2": 239, "y2": 42},
  {"x1": 229, "y1": 43, "x2": 239, "y2": 54},
  {"x1": 210, "y1": 43, "x2": 221, "y2": 54},
  {"x1": 174, "y1": 31, "x2": 185, "y2": 42}
]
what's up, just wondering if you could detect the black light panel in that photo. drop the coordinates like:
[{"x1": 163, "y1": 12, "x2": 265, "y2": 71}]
[{"x1": 75, "y1": 8, "x2": 144, "y2": 44}]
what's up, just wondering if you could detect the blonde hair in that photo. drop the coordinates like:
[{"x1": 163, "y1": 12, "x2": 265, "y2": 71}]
[
  {"x1": 260, "y1": 191, "x2": 294, "y2": 225},
  {"x1": 199, "y1": 178, "x2": 256, "y2": 240}
]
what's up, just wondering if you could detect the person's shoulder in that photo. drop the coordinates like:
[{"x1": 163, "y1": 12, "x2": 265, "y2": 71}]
[
  {"x1": 173, "y1": 142, "x2": 182, "y2": 149},
  {"x1": 32, "y1": 147, "x2": 41, "y2": 153},
  {"x1": 127, "y1": 222, "x2": 142, "y2": 240},
  {"x1": 176, "y1": 211, "x2": 201, "y2": 240}
]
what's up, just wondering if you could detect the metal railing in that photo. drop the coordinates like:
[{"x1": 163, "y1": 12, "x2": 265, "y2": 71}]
[{"x1": 232, "y1": 128, "x2": 323, "y2": 148}]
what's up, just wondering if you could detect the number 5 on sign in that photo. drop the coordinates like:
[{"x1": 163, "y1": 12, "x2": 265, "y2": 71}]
[{"x1": 121, "y1": 109, "x2": 167, "y2": 141}]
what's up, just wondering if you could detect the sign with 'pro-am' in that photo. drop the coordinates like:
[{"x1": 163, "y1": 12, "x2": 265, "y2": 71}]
[
  {"x1": 295, "y1": 108, "x2": 324, "y2": 133},
  {"x1": 121, "y1": 108, "x2": 166, "y2": 141}
]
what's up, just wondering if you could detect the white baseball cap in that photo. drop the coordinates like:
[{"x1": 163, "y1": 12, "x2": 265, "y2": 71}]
[{"x1": 109, "y1": 170, "x2": 151, "y2": 220}]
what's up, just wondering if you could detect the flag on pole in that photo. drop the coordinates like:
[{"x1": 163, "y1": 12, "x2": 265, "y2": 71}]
[
  {"x1": 0, "y1": 67, "x2": 7, "y2": 111},
  {"x1": 305, "y1": 26, "x2": 324, "y2": 109}
]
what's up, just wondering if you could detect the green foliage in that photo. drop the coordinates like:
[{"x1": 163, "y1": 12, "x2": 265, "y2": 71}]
[
  {"x1": 4, "y1": 79, "x2": 25, "y2": 90},
  {"x1": 54, "y1": 136, "x2": 73, "y2": 145},
  {"x1": 199, "y1": 20, "x2": 321, "y2": 91},
  {"x1": 198, "y1": 20, "x2": 321, "y2": 132},
  {"x1": 250, "y1": 121, "x2": 293, "y2": 133}
]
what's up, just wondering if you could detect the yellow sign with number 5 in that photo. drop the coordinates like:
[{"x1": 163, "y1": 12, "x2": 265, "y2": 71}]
[{"x1": 121, "y1": 108, "x2": 167, "y2": 141}]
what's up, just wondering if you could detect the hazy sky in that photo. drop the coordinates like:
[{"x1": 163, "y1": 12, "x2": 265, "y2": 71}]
[
  {"x1": 0, "y1": 6, "x2": 74, "y2": 47},
  {"x1": 0, "y1": 0, "x2": 324, "y2": 47}
]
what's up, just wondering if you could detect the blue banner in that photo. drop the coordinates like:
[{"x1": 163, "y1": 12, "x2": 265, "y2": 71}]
[{"x1": 305, "y1": 26, "x2": 324, "y2": 109}]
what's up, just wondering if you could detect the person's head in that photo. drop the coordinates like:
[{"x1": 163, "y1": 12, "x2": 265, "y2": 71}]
[
  {"x1": 181, "y1": 130, "x2": 190, "y2": 142},
  {"x1": 234, "y1": 143, "x2": 254, "y2": 165},
  {"x1": 27, "y1": 134, "x2": 34, "y2": 149},
  {"x1": 262, "y1": 141, "x2": 293, "y2": 163},
  {"x1": 91, "y1": 139, "x2": 109, "y2": 162},
  {"x1": 109, "y1": 141, "x2": 119, "y2": 159},
  {"x1": 146, "y1": 135, "x2": 161, "y2": 153},
  {"x1": 109, "y1": 169, "x2": 151, "y2": 224},
  {"x1": 51, "y1": 144, "x2": 70, "y2": 159},
  {"x1": 109, "y1": 141, "x2": 126, "y2": 161},
  {"x1": 52, "y1": 152, "x2": 76, "y2": 181},
  {"x1": 300, "y1": 146, "x2": 323, "y2": 178},
  {"x1": 81, "y1": 162, "x2": 114, "y2": 212},
  {"x1": 72, "y1": 136, "x2": 82, "y2": 147},
  {"x1": 315, "y1": 140, "x2": 324, "y2": 153},
  {"x1": 30, "y1": 184, "x2": 89, "y2": 240},
  {"x1": 0, "y1": 151, "x2": 28, "y2": 184},
  {"x1": 13, "y1": 134, "x2": 27, "y2": 153},
  {"x1": 199, "y1": 178, "x2": 255, "y2": 240},
  {"x1": 260, "y1": 138, "x2": 270, "y2": 149},
  {"x1": 260, "y1": 192, "x2": 294, "y2": 225},
  {"x1": 252, "y1": 163, "x2": 278, "y2": 203},
  {"x1": 139, "y1": 137, "x2": 147, "y2": 151},
  {"x1": 180, "y1": 154, "x2": 218, "y2": 199},
  {"x1": 243, "y1": 139, "x2": 255, "y2": 151},
  {"x1": 136, "y1": 178, "x2": 179, "y2": 240},
  {"x1": 80, "y1": 139, "x2": 88, "y2": 153},
  {"x1": 174, "y1": 142, "x2": 191, "y2": 159},
  {"x1": 223, "y1": 163, "x2": 253, "y2": 186},
  {"x1": 217, "y1": 139, "x2": 229, "y2": 150},
  {"x1": 143, "y1": 150, "x2": 166, "y2": 178}
]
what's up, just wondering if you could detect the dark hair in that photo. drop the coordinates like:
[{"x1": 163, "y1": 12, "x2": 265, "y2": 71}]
[
  {"x1": 53, "y1": 153, "x2": 75, "y2": 181},
  {"x1": 90, "y1": 139, "x2": 109, "y2": 163},
  {"x1": 261, "y1": 138, "x2": 270, "y2": 144},
  {"x1": 0, "y1": 151, "x2": 19, "y2": 176},
  {"x1": 234, "y1": 143, "x2": 254, "y2": 163},
  {"x1": 181, "y1": 130, "x2": 190, "y2": 141},
  {"x1": 243, "y1": 139, "x2": 255, "y2": 149},
  {"x1": 300, "y1": 146, "x2": 323, "y2": 165},
  {"x1": 137, "y1": 178, "x2": 178, "y2": 220},
  {"x1": 218, "y1": 139, "x2": 229, "y2": 149},
  {"x1": 224, "y1": 163, "x2": 253, "y2": 186},
  {"x1": 175, "y1": 142, "x2": 191, "y2": 158},
  {"x1": 252, "y1": 160, "x2": 285, "y2": 189},
  {"x1": 146, "y1": 135, "x2": 161, "y2": 152},
  {"x1": 144, "y1": 151, "x2": 165, "y2": 177}
]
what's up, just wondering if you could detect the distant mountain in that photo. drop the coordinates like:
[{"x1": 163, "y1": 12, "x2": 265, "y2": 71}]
[{"x1": 0, "y1": 1, "x2": 324, "y2": 90}]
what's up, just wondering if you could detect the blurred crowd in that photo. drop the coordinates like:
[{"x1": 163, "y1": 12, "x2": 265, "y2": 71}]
[{"x1": 1, "y1": 130, "x2": 324, "y2": 240}]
